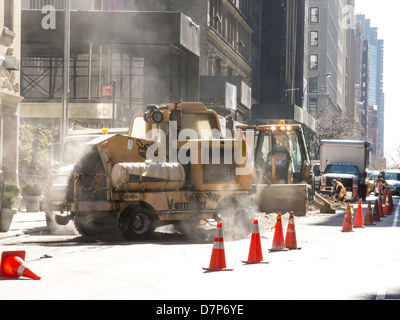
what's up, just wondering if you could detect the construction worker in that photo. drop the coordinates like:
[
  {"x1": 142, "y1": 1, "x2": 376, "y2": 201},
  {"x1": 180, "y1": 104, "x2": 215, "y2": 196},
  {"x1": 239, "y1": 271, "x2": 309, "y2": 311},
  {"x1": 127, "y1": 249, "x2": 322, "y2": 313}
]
[
  {"x1": 358, "y1": 171, "x2": 367, "y2": 201},
  {"x1": 332, "y1": 179, "x2": 346, "y2": 202}
]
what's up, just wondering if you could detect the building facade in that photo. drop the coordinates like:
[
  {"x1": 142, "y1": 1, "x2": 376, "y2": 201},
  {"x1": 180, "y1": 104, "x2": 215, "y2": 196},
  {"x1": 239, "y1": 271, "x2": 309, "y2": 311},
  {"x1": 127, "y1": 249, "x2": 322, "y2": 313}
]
[
  {"x1": 260, "y1": 0, "x2": 306, "y2": 108},
  {"x1": 134, "y1": 0, "x2": 257, "y2": 121},
  {"x1": 20, "y1": 0, "x2": 258, "y2": 134},
  {"x1": 20, "y1": 1, "x2": 201, "y2": 137},
  {"x1": 355, "y1": 14, "x2": 385, "y2": 165},
  {"x1": 304, "y1": 0, "x2": 353, "y2": 116},
  {"x1": 0, "y1": 0, "x2": 23, "y2": 182}
]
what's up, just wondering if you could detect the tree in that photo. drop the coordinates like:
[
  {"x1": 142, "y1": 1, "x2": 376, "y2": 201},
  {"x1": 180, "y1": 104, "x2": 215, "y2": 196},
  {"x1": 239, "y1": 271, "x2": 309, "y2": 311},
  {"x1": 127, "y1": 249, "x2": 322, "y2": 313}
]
[
  {"x1": 387, "y1": 145, "x2": 400, "y2": 169},
  {"x1": 316, "y1": 111, "x2": 364, "y2": 141},
  {"x1": 19, "y1": 124, "x2": 54, "y2": 175}
]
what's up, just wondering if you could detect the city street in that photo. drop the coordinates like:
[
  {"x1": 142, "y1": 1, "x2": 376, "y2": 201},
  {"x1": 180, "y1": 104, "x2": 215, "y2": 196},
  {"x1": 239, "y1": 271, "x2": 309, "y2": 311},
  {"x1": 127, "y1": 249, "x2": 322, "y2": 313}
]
[
  {"x1": 0, "y1": 195, "x2": 399, "y2": 301},
  {"x1": 1, "y1": 1, "x2": 399, "y2": 311}
]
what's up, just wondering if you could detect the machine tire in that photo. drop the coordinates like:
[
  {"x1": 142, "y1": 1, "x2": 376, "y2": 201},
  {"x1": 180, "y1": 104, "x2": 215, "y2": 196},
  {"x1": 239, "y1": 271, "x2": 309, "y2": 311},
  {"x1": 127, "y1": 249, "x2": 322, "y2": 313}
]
[
  {"x1": 67, "y1": 147, "x2": 107, "y2": 203},
  {"x1": 66, "y1": 147, "x2": 111, "y2": 237},
  {"x1": 73, "y1": 213, "x2": 118, "y2": 236},
  {"x1": 118, "y1": 206, "x2": 156, "y2": 240}
]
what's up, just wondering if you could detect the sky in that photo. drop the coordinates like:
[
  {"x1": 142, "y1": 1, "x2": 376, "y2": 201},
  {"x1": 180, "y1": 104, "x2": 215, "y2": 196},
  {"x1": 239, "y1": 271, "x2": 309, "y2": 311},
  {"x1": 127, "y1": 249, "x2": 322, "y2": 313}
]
[{"x1": 354, "y1": 0, "x2": 400, "y2": 164}]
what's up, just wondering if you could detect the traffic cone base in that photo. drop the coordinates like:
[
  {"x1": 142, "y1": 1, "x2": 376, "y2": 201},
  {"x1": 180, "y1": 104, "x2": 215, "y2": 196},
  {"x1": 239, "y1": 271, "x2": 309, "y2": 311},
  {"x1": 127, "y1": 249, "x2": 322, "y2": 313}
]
[
  {"x1": 341, "y1": 204, "x2": 354, "y2": 232},
  {"x1": 242, "y1": 260, "x2": 270, "y2": 265},
  {"x1": 202, "y1": 267, "x2": 233, "y2": 271},
  {"x1": 203, "y1": 222, "x2": 233, "y2": 272},
  {"x1": 0, "y1": 251, "x2": 41, "y2": 280},
  {"x1": 268, "y1": 248, "x2": 289, "y2": 252},
  {"x1": 269, "y1": 213, "x2": 288, "y2": 252},
  {"x1": 243, "y1": 219, "x2": 269, "y2": 264}
]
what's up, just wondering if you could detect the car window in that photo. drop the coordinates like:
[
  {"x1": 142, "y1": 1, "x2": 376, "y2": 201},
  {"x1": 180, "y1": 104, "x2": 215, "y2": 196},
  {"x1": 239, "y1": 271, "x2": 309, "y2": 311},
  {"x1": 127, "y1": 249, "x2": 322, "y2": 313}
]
[
  {"x1": 324, "y1": 164, "x2": 359, "y2": 175},
  {"x1": 385, "y1": 172, "x2": 400, "y2": 181}
]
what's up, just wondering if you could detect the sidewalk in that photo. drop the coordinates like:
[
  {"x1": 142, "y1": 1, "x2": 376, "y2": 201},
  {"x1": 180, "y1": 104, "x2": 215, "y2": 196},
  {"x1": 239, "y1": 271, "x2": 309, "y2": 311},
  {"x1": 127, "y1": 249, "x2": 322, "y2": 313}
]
[{"x1": 0, "y1": 211, "x2": 48, "y2": 241}]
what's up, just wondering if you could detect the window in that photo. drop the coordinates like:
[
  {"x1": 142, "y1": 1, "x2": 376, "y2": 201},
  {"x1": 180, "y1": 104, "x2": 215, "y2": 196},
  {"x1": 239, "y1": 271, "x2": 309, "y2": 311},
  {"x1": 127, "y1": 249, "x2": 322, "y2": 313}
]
[
  {"x1": 4, "y1": 0, "x2": 14, "y2": 31},
  {"x1": 309, "y1": 54, "x2": 319, "y2": 70},
  {"x1": 308, "y1": 78, "x2": 318, "y2": 93},
  {"x1": 310, "y1": 7, "x2": 319, "y2": 23},
  {"x1": 215, "y1": 57, "x2": 222, "y2": 76},
  {"x1": 309, "y1": 98, "x2": 318, "y2": 111},
  {"x1": 310, "y1": 31, "x2": 319, "y2": 46}
]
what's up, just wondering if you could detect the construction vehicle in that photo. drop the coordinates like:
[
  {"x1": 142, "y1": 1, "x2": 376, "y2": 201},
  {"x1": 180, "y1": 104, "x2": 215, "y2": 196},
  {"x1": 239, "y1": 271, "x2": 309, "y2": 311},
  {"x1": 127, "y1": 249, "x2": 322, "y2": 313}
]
[
  {"x1": 238, "y1": 121, "x2": 313, "y2": 216},
  {"x1": 44, "y1": 128, "x2": 129, "y2": 233},
  {"x1": 50, "y1": 102, "x2": 253, "y2": 239}
]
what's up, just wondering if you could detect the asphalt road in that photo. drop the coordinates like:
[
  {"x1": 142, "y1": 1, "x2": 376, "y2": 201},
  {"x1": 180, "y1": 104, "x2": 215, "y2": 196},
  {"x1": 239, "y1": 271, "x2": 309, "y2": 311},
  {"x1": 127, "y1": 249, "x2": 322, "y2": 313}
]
[{"x1": 0, "y1": 195, "x2": 399, "y2": 301}]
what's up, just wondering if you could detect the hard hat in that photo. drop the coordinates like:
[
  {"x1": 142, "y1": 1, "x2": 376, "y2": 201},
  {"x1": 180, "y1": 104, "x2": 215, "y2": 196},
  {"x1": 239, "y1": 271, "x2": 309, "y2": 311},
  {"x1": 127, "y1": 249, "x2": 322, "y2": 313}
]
[{"x1": 331, "y1": 179, "x2": 337, "y2": 186}]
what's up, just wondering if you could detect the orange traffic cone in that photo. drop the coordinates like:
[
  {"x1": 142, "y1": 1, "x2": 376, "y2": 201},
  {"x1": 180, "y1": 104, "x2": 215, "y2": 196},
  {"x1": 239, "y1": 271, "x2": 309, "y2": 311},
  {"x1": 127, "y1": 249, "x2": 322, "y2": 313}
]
[
  {"x1": 384, "y1": 194, "x2": 392, "y2": 216},
  {"x1": 242, "y1": 219, "x2": 269, "y2": 264},
  {"x1": 364, "y1": 201, "x2": 375, "y2": 226},
  {"x1": 0, "y1": 251, "x2": 41, "y2": 280},
  {"x1": 372, "y1": 199, "x2": 381, "y2": 222},
  {"x1": 353, "y1": 201, "x2": 365, "y2": 228},
  {"x1": 378, "y1": 195, "x2": 385, "y2": 218},
  {"x1": 341, "y1": 204, "x2": 354, "y2": 232},
  {"x1": 269, "y1": 213, "x2": 288, "y2": 252},
  {"x1": 285, "y1": 212, "x2": 301, "y2": 250},
  {"x1": 203, "y1": 222, "x2": 233, "y2": 271},
  {"x1": 389, "y1": 191, "x2": 394, "y2": 213}
]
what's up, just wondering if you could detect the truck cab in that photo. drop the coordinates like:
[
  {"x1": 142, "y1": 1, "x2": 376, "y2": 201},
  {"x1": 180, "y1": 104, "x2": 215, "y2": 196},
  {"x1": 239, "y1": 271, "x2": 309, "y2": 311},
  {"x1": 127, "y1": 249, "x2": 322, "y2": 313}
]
[
  {"x1": 319, "y1": 140, "x2": 370, "y2": 200},
  {"x1": 320, "y1": 163, "x2": 359, "y2": 195}
]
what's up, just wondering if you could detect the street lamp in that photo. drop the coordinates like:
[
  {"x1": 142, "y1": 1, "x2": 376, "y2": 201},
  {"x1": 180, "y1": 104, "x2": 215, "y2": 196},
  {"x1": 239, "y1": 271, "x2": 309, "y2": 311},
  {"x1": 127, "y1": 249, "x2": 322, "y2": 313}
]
[
  {"x1": 61, "y1": 0, "x2": 71, "y2": 142},
  {"x1": 302, "y1": 73, "x2": 331, "y2": 109},
  {"x1": 112, "y1": 79, "x2": 116, "y2": 128}
]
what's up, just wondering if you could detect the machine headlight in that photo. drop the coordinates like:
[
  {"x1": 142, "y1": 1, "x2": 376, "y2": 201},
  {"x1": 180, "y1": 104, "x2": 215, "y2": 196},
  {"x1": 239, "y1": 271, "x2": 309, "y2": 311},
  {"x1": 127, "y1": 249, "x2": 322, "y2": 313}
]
[{"x1": 151, "y1": 111, "x2": 164, "y2": 123}]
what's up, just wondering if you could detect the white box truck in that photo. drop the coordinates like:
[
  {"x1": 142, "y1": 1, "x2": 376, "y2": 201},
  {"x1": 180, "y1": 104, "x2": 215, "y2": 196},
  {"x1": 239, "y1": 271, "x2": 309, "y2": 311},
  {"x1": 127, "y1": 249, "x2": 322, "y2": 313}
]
[{"x1": 319, "y1": 140, "x2": 370, "y2": 199}]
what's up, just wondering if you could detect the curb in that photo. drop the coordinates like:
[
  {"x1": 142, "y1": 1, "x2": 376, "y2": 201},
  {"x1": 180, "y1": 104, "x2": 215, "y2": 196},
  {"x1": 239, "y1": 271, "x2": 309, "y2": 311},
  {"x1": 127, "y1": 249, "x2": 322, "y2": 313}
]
[{"x1": 0, "y1": 226, "x2": 48, "y2": 242}]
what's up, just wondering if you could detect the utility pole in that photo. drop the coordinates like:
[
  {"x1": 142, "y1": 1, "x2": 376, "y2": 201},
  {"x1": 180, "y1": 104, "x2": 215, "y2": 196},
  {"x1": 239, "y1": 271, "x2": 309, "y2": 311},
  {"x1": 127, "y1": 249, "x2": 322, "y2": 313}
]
[
  {"x1": 112, "y1": 79, "x2": 116, "y2": 127},
  {"x1": 62, "y1": 0, "x2": 71, "y2": 142}
]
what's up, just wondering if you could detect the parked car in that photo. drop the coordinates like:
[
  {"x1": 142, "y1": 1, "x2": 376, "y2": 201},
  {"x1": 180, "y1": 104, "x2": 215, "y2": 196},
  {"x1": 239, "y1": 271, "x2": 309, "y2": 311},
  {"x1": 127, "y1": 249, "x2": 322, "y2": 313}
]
[
  {"x1": 367, "y1": 171, "x2": 378, "y2": 193},
  {"x1": 374, "y1": 170, "x2": 400, "y2": 196}
]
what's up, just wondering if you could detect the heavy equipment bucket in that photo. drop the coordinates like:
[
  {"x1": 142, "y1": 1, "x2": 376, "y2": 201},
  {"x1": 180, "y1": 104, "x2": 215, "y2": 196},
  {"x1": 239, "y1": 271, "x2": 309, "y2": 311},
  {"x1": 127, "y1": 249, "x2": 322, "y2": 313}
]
[
  {"x1": 255, "y1": 184, "x2": 310, "y2": 216},
  {"x1": 314, "y1": 193, "x2": 336, "y2": 214}
]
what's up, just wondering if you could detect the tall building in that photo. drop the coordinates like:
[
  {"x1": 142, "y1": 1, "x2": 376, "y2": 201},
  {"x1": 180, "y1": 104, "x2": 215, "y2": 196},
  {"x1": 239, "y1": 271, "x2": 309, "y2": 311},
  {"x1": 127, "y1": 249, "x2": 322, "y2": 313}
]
[
  {"x1": 304, "y1": 0, "x2": 353, "y2": 116},
  {"x1": 355, "y1": 14, "x2": 385, "y2": 161},
  {"x1": 260, "y1": 0, "x2": 306, "y2": 107},
  {"x1": 353, "y1": 20, "x2": 364, "y2": 124},
  {"x1": 0, "y1": 0, "x2": 23, "y2": 182},
  {"x1": 253, "y1": 0, "x2": 319, "y2": 159}
]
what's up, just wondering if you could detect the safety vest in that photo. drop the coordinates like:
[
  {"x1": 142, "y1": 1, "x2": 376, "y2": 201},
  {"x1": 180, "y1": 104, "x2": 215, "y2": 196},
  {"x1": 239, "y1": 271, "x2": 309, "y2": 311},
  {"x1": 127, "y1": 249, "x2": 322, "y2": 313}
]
[{"x1": 334, "y1": 182, "x2": 346, "y2": 199}]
